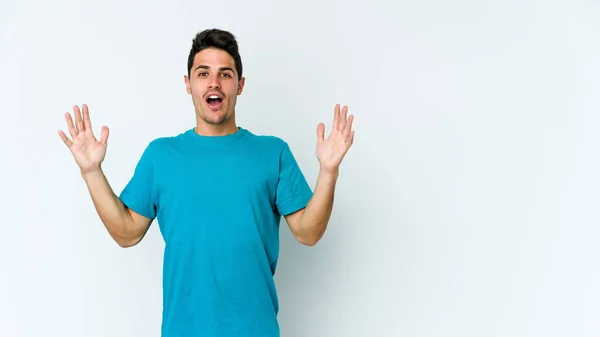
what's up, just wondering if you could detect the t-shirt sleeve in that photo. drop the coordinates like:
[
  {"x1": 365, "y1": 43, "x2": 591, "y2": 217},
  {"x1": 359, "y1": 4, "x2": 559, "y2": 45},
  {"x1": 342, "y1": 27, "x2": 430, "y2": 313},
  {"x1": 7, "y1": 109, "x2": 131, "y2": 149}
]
[
  {"x1": 275, "y1": 141, "x2": 313, "y2": 216},
  {"x1": 119, "y1": 141, "x2": 158, "y2": 220}
]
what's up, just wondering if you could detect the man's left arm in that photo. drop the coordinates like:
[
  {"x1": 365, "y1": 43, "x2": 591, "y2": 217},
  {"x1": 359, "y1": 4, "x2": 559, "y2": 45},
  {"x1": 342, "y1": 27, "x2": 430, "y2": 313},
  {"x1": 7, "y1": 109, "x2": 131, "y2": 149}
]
[
  {"x1": 285, "y1": 104, "x2": 355, "y2": 246},
  {"x1": 284, "y1": 168, "x2": 338, "y2": 246}
]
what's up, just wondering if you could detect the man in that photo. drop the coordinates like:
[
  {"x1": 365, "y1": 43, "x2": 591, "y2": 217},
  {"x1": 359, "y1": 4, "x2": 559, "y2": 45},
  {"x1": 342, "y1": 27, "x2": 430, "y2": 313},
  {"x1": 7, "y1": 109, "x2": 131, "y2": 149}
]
[{"x1": 58, "y1": 28, "x2": 355, "y2": 336}]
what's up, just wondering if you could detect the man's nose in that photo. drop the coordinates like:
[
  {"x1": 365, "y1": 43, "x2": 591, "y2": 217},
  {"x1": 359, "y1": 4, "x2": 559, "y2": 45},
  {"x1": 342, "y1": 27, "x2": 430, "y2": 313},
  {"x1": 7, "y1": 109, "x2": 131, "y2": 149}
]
[{"x1": 208, "y1": 75, "x2": 221, "y2": 89}]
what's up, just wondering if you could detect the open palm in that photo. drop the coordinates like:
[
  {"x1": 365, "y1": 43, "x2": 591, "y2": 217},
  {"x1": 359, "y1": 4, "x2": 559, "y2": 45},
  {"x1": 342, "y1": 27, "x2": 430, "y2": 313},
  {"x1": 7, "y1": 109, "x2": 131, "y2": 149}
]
[
  {"x1": 316, "y1": 104, "x2": 355, "y2": 173},
  {"x1": 58, "y1": 104, "x2": 109, "y2": 174}
]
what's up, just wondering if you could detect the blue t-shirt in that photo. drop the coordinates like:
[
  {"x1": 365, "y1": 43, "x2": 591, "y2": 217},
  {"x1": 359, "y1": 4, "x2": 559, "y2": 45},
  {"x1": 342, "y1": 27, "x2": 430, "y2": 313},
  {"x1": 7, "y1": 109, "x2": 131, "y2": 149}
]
[{"x1": 119, "y1": 127, "x2": 313, "y2": 336}]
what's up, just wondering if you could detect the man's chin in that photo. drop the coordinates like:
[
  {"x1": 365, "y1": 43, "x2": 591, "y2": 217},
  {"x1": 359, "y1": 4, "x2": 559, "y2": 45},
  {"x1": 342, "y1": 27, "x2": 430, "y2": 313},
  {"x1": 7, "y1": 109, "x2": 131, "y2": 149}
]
[
  {"x1": 206, "y1": 118, "x2": 227, "y2": 125},
  {"x1": 203, "y1": 113, "x2": 229, "y2": 125}
]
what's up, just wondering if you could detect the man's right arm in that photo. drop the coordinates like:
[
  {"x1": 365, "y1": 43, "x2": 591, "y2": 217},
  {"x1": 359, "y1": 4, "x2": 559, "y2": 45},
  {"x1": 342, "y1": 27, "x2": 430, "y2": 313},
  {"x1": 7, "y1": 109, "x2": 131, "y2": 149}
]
[
  {"x1": 58, "y1": 104, "x2": 155, "y2": 247},
  {"x1": 82, "y1": 169, "x2": 152, "y2": 248}
]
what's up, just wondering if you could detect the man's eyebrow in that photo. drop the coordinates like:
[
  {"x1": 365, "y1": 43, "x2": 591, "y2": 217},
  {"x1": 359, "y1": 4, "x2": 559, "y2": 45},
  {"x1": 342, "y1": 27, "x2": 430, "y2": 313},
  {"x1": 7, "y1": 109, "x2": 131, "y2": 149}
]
[
  {"x1": 219, "y1": 67, "x2": 235, "y2": 73},
  {"x1": 194, "y1": 65, "x2": 235, "y2": 73}
]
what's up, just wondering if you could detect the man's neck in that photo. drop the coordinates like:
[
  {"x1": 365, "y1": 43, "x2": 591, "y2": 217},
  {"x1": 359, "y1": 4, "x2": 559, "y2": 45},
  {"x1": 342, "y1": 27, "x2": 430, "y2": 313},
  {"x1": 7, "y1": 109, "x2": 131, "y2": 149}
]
[{"x1": 194, "y1": 119, "x2": 238, "y2": 137}]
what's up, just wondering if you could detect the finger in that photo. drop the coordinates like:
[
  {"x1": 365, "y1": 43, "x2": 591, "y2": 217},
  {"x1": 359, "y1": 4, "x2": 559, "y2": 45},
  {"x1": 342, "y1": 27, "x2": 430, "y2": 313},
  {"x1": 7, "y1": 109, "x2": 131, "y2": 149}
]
[
  {"x1": 338, "y1": 106, "x2": 348, "y2": 131},
  {"x1": 57, "y1": 130, "x2": 73, "y2": 147},
  {"x1": 73, "y1": 105, "x2": 84, "y2": 133},
  {"x1": 65, "y1": 112, "x2": 78, "y2": 139},
  {"x1": 348, "y1": 130, "x2": 355, "y2": 145},
  {"x1": 82, "y1": 104, "x2": 92, "y2": 134},
  {"x1": 333, "y1": 104, "x2": 340, "y2": 131},
  {"x1": 99, "y1": 126, "x2": 110, "y2": 144},
  {"x1": 316, "y1": 123, "x2": 325, "y2": 143},
  {"x1": 343, "y1": 114, "x2": 354, "y2": 138}
]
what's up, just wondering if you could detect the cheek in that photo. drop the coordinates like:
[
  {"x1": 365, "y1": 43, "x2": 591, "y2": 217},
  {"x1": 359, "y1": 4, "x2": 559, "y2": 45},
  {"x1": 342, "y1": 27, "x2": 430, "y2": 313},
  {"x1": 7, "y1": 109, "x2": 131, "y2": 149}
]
[
  {"x1": 191, "y1": 88, "x2": 204, "y2": 101},
  {"x1": 226, "y1": 95, "x2": 237, "y2": 105}
]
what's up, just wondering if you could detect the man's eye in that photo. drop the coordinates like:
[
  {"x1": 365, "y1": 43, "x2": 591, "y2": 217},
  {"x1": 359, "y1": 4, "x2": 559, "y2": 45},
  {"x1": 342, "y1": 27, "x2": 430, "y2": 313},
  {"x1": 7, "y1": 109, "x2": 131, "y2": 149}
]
[{"x1": 221, "y1": 73, "x2": 231, "y2": 77}]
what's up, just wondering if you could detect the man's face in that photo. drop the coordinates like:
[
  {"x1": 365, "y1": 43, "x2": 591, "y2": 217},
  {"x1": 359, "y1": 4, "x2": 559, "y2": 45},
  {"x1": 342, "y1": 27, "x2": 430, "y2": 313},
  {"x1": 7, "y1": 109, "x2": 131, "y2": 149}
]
[{"x1": 185, "y1": 48, "x2": 244, "y2": 126}]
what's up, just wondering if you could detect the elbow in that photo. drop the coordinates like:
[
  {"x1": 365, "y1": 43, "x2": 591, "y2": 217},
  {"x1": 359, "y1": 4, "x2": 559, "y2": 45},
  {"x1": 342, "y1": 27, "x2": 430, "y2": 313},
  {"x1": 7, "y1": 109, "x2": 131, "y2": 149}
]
[
  {"x1": 109, "y1": 230, "x2": 142, "y2": 248},
  {"x1": 114, "y1": 233, "x2": 144, "y2": 248},
  {"x1": 289, "y1": 216, "x2": 327, "y2": 246},
  {"x1": 116, "y1": 239, "x2": 139, "y2": 248},
  {"x1": 105, "y1": 220, "x2": 145, "y2": 248},
  {"x1": 295, "y1": 234, "x2": 322, "y2": 247},
  {"x1": 301, "y1": 240, "x2": 318, "y2": 247}
]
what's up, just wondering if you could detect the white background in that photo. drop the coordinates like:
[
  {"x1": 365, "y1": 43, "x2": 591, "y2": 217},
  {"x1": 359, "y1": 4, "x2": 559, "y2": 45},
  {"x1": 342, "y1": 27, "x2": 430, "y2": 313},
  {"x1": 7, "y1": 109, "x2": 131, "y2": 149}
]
[{"x1": 1, "y1": 0, "x2": 600, "y2": 336}]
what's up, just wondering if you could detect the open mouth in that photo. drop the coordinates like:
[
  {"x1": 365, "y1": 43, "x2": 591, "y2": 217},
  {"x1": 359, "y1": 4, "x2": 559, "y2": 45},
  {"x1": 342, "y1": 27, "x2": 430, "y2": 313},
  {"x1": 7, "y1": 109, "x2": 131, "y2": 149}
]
[{"x1": 206, "y1": 94, "x2": 224, "y2": 109}]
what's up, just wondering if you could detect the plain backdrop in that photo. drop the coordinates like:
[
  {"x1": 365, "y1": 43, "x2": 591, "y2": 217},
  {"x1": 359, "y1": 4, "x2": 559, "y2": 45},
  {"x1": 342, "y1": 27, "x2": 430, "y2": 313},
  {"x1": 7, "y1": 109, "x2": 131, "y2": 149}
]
[{"x1": 1, "y1": 0, "x2": 600, "y2": 336}]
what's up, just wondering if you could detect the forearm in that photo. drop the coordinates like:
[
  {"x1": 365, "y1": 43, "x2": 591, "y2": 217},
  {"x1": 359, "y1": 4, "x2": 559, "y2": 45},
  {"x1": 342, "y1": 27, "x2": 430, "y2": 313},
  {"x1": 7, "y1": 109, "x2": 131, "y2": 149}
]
[
  {"x1": 297, "y1": 168, "x2": 339, "y2": 244},
  {"x1": 81, "y1": 168, "x2": 136, "y2": 243}
]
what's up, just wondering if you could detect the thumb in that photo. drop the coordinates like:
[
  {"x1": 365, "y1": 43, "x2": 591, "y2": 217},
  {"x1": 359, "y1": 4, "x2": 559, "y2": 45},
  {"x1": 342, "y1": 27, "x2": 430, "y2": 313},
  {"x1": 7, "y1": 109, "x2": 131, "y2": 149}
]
[
  {"x1": 317, "y1": 123, "x2": 325, "y2": 143},
  {"x1": 99, "y1": 126, "x2": 110, "y2": 144}
]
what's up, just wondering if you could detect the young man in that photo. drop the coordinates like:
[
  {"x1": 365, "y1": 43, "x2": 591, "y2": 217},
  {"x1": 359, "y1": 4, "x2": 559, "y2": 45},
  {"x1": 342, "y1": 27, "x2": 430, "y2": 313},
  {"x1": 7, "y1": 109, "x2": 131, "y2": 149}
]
[{"x1": 58, "y1": 28, "x2": 355, "y2": 336}]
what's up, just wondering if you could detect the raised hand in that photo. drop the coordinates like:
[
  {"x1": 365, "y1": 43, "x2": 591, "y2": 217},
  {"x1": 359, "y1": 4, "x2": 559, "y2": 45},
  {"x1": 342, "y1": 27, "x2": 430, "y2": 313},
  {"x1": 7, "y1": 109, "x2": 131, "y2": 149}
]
[
  {"x1": 58, "y1": 104, "x2": 109, "y2": 174},
  {"x1": 316, "y1": 104, "x2": 355, "y2": 174}
]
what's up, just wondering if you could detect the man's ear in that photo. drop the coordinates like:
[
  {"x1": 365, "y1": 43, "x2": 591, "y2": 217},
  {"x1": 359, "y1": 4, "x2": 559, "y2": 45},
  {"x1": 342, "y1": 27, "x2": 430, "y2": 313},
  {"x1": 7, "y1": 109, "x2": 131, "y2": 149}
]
[
  {"x1": 184, "y1": 75, "x2": 191, "y2": 94},
  {"x1": 237, "y1": 77, "x2": 245, "y2": 95}
]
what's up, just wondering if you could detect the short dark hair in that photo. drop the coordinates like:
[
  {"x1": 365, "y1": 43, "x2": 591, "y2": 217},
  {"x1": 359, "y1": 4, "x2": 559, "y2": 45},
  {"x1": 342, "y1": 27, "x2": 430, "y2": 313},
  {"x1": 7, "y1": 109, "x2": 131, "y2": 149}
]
[{"x1": 187, "y1": 28, "x2": 243, "y2": 79}]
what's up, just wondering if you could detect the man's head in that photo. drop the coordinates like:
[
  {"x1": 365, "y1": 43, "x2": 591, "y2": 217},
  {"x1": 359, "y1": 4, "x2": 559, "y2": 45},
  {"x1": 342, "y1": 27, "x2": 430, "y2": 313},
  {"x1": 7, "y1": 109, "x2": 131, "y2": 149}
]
[{"x1": 184, "y1": 29, "x2": 245, "y2": 130}]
